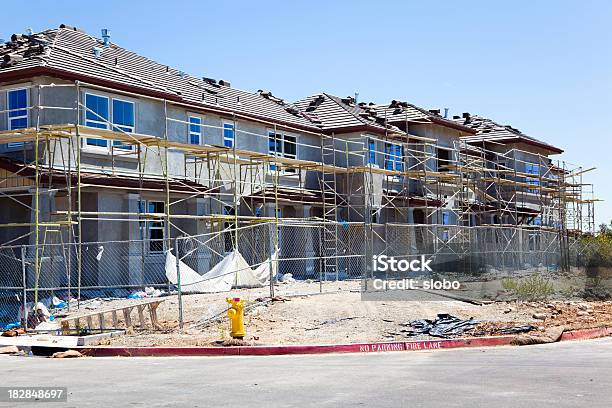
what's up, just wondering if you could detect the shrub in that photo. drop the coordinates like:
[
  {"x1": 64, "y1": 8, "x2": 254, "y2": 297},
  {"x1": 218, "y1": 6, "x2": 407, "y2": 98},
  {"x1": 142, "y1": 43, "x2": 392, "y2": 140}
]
[{"x1": 503, "y1": 274, "x2": 554, "y2": 301}]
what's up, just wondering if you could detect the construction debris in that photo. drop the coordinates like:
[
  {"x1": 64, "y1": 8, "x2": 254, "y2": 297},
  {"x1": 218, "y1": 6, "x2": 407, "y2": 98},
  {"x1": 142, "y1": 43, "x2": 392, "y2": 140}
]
[
  {"x1": 400, "y1": 314, "x2": 481, "y2": 338},
  {"x1": 511, "y1": 326, "x2": 565, "y2": 346},
  {"x1": 128, "y1": 287, "x2": 166, "y2": 299},
  {"x1": 471, "y1": 322, "x2": 536, "y2": 336},
  {"x1": 279, "y1": 273, "x2": 296, "y2": 283}
]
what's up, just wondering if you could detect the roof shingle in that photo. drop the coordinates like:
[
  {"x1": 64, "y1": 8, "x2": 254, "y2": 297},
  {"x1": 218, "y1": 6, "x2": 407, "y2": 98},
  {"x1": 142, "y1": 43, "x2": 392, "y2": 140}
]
[
  {"x1": 0, "y1": 26, "x2": 317, "y2": 130},
  {"x1": 451, "y1": 114, "x2": 562, "y2": 154}
]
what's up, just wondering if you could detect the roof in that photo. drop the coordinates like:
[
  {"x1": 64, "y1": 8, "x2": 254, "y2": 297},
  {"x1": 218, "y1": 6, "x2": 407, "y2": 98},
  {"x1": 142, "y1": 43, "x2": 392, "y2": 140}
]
[
  {"x1": 293, "y1": 93, "x2": 396, "y2": 133},
  {"x1": 0, "y1": 25, "x2": 317, "y2": 131},
  {"x1": 293, "y1": 94, "x2": 474, "y2": 135},
  {"x1": 369, "y1": 100, "x2": 476, "y2": 134},
  {"x1": 451, "y1": 114, "x2": 563, "y2": 154}
]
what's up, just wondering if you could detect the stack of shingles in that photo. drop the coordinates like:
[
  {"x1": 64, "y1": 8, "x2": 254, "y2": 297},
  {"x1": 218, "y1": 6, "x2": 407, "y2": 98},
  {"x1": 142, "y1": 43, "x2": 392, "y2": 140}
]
[{"x1": 1, "y1": 33, "x2": 48, "y2": 68}]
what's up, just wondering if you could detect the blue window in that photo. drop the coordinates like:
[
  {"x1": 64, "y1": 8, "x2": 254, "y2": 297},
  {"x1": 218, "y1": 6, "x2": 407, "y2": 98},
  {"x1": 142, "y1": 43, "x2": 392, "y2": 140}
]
[
  {"x1": 8, "y1": 89, "x2": 28, "y2": 130},
  {"x1": 138, "y1": 200, "x2": 165, "y2": 252},
  {"x1": 268, "y1": 131, "x2": 281, "y2": 171},
  {"x1": 223, "y1": 123, "x2": 235, "y2": 148},
  {"x1": 85, "y1": 93, "x2": 109, "y2": 148},
  {"x1": 394, "y1": 145, "x2": 403, "y2": 171},
  {"x1": 442, "y1": 212, "x2": 450, "y2": 225},
  {"x1": 267, "y1": 131, "x2": 297, "y2": 173},
  {"x1": 442, "y1": 212, "x2": 450, "y2": 241},
  {"x1": 368, "y1": 139, "x2": 376, "y2": 165},
  {"x1": 384, "y1": 143, "x2": 403, "y2": 171},
  {"x1": 7, "y1": 88, "x2": 28, "y2": 148},
  {"x1": 112, "y1": 99, "x2": 135, "y2": 150},
  {"x1": 189, "y1": 116, "x2": 202, "y2": 145},
  {"x1": 525, "y1": 162, "x2": 540, "y2": 193},
  {"x1": 85, "y1": 94, "x2": 109, "y2": 129},
  {"x1": 112, "y1": 99, "x2": 134, "y2": 133}
]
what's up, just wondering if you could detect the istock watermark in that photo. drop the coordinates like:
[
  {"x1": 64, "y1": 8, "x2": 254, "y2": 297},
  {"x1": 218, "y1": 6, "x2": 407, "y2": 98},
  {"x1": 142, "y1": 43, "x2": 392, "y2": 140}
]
[
  {"x1": 362, "y1": 254, "x2": 463, "y2": 301},
  {"x1": 371, "y1": 278, "x2": 461, "y2": 291},
  {"x1": 372, "y1": 255, "x2": 433, "y2": 272}
]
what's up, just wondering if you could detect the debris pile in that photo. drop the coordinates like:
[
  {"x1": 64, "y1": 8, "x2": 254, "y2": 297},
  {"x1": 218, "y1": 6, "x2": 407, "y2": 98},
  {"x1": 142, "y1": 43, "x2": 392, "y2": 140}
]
[
  {"x1": 400, "y1": 314, "x2": 481, "y2": 338},
  {"x1": 471, "y1": 322, "x2": 536, "y2": 336},
  {"x1": 397, "y1": 314, "x2": 537, "y2": 339},
  {"x1": 128, "y1": 287, "x2": 166, "y2": 299}
]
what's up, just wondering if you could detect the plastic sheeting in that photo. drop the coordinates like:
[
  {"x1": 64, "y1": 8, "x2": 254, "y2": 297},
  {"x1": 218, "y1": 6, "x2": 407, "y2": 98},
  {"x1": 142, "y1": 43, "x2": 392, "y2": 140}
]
[
  {"x1": 400, "y1": 314, "x2": 481, "y2": 338},
  {"x1": 165, "y1": 249, "x2": 278, "y2": 294}
]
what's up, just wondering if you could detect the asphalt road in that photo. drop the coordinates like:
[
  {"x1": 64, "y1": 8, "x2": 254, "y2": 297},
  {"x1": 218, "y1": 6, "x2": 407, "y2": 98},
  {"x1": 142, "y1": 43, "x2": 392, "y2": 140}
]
[{"x1": 1, "y1": 338, "x2": 611, "y2": 408}]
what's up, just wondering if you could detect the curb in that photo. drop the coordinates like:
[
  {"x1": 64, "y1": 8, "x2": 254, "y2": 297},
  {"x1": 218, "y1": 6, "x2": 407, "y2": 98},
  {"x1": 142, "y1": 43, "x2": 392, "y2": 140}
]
[
  {"x1": 559, "y1": 326, "x2": 612, "y2": 341},
  {"x1": 80, "y1": 335, "x2": 517, "y2": 357},
  {"x1": 31, "y1": 326, "x2": 609, "y2": 358}
]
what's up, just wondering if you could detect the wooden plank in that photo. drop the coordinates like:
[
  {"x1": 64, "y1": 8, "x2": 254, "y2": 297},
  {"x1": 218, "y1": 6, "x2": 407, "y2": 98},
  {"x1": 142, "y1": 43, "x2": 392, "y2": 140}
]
[
  {"x1": 123, "y1": 308, "x2": 133, "y2": 329},
  {"x1": 137, "y1": 305, "x2": 146, "y2": 327},
  {"x1": 148, "y1": 304, "x2": 160, "y2": 330}
]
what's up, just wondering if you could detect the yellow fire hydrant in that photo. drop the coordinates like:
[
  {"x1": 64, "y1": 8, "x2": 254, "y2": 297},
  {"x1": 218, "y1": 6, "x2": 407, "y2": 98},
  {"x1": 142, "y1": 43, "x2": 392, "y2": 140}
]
[{"x1": 226, "y1": 297, "x2": 245, "y2": 339}]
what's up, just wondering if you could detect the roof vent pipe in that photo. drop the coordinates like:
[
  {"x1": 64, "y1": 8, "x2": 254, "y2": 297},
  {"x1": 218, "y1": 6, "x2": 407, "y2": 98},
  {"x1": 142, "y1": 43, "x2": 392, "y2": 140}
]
[
  {"x1": 443, "y1": 108, "x2": 449, "y2": 118},
  {"x1": 25, "y1": 28, "x2": 33, "y2": 36},
  {"x1": 101, "y1": 29, "x2": 111, "y2": 46},
  {"x1": 92, "y1": 46, "x2": 103, "y2": 58}
]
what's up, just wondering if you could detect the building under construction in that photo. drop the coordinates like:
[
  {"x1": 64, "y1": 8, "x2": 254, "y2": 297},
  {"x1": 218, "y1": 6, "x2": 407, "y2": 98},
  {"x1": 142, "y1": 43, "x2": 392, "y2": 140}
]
[{"x1": 0, "y1": 25, "x2": 598, "y2": 319}]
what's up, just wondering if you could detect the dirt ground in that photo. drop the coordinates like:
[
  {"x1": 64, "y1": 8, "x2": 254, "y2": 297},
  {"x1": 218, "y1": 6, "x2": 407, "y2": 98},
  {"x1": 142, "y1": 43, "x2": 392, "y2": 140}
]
[{"x1": 56, "y1": 280, "x2": 612, "y2": 347}]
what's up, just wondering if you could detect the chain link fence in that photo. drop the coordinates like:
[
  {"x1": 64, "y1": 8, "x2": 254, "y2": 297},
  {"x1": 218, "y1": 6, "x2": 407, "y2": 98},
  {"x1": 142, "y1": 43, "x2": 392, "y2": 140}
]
[{"x1": 0, "y1": 222, "x2": 607, "y2": 329}]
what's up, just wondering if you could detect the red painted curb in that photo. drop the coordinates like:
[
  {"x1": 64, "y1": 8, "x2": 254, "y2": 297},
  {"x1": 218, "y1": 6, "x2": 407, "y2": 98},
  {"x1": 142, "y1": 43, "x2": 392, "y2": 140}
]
[
  {"x1": 77, "y1": 326, "x2": 612, "y2": 358},
  {"x1": 559, "y1": 326, "x2": 612, "y2": 342},
  {"x1": 81, "y1": 335, "x2": 517, "y2": 357}
]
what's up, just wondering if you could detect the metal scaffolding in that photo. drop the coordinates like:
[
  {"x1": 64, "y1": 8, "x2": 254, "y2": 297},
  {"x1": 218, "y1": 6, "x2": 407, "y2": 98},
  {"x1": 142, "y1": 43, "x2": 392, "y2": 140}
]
[{"x1": 0, "y1": 80, "x2": 598, "y2": 309}]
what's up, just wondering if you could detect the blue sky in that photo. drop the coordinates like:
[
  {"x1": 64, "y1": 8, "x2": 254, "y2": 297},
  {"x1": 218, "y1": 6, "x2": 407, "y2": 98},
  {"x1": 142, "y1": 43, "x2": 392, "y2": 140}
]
[{"x1": 3, "y1": 0, "x2": 611, "y2": 226}]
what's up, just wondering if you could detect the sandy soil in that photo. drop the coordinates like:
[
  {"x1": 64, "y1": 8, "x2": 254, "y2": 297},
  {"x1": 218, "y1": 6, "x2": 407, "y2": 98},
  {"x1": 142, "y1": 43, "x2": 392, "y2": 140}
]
[{"x1": 55, "y1": 280, "x2": 612, "y2": 347}]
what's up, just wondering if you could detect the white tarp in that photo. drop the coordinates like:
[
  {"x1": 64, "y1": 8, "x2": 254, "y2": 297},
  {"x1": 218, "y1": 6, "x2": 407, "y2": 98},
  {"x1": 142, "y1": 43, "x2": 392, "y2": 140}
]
[
  {"x1": 235, "y1": 249, "x2": 279, "y2": 288},
  {"x1": 165, "y1": 249, "x2": 279, "y2": 294}
]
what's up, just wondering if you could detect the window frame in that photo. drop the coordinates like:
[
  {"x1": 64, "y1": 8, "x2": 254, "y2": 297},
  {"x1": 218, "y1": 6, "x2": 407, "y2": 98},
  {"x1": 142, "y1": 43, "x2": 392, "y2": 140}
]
[
  {"x1": 138, "y1": 200, "x2": 165, "y2": 253},
  {"x1": 6, "y1": 87, "x2": 29, "y2": 148},
  {"x1": 83, "y1": 92, "x2": 110, "y2": 151},
  {"x1": 188, "y1": 115, "x2": 203, "y2": 145},
  {"x1": 111, "y1": 98, "x2": 135, "y2": 151},
  {"x1": 82, "y1": 92, "x2": 137, "y2": 153},
  {"x1": 525, "y1": 162, "x2": 540, "y2": 194},
  {"x1": 441, "y1": 211, "x2": 450, "y2": 241},
  {"x1": 267, "y1": 129, "x2": 298, "y2": 174},
  {"x1": 384, "y1": 142, "x2": 404, "y2": 172},
  {"x1": 367, "y1": 138, "x2": 376, "y2": 166},
  {"x1": 223, "y1": 122, "x2": 235, "y2": 148}
]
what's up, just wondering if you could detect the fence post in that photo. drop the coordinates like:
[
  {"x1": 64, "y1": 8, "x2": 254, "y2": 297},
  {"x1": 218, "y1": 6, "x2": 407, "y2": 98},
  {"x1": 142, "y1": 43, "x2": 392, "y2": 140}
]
[
  {"x1": 20, "y1": 246, "x2": 27, "y2": 329},
  {"x1": 268, "y1": 225, "x2": 275, "y2": 298},
  {"x1": 174, "y1": 237, "x2": 184, "y2": 331},
  {"x1": 318, "y1": 223, "x2": 323, "y2": 293}
]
